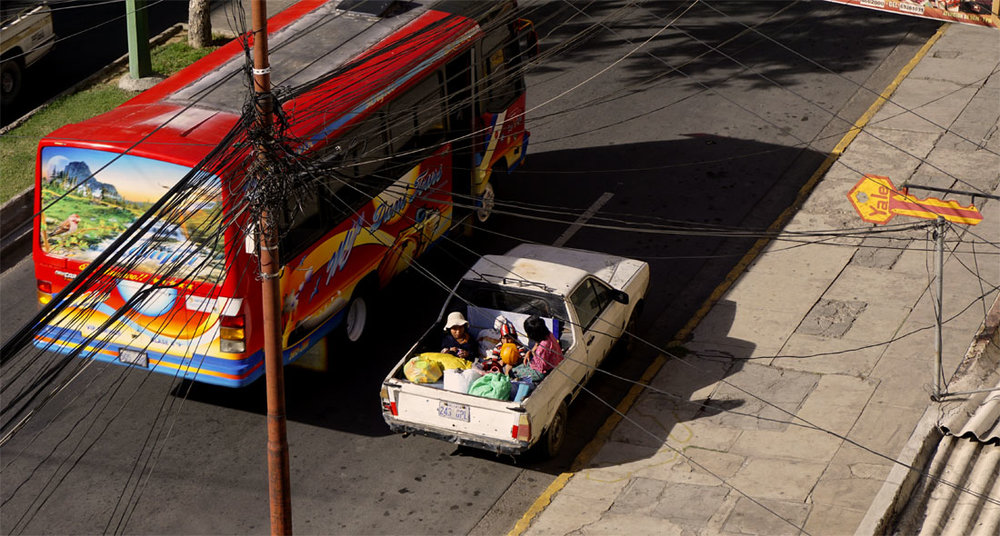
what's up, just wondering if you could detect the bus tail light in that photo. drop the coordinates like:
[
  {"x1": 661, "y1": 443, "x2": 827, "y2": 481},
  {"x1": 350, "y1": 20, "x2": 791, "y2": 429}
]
[
  {"x1": 512, "y1": 414, "x2": 531, "y2": 442},
  {"x1": 37, "y1": 280, "x2": 52, "y2": 305},
  {"x1": 219, "y1": 314, "x2": 245, "y2": 353}
]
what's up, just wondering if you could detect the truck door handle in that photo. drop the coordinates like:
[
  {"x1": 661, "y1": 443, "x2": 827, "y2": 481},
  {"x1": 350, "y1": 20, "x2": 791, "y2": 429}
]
[{"x1": 586, "y1": 335, "x2": 594, "y2": 346}]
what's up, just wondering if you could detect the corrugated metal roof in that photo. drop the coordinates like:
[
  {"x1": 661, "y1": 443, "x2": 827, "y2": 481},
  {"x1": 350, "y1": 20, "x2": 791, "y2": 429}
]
[
  {"x1": 903, "y1": 435, "x2": 1000, "y2": 536},
  {"x1": 940, "y1": 378, "x2": 1000, "y2": 445},
  {"x1": 891, "y1": 298, "x2": 1000, "y2": 535}
]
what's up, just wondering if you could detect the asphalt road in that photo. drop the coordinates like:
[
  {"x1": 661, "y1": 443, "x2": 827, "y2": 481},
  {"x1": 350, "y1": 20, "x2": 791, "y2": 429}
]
[{"x1": 0, "y1": 2, "x2": 938, "y2": 534}]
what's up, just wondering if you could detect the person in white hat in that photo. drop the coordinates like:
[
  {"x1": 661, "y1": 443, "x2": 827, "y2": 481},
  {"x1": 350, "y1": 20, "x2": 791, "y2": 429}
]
[{"x1": 441, "y1": 311, "x2": 477, "y2": 360}]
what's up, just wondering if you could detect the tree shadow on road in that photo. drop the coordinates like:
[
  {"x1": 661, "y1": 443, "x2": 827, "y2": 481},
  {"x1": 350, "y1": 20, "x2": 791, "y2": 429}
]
[{"x1": 526, "y1": 0, "x2": 937, "y2": 91}]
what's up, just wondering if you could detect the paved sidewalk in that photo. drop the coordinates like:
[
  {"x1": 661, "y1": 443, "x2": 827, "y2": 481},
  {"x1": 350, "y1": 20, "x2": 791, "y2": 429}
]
[{"x1": 519, "y1": 22, "x2": 1000, "y2": 536}]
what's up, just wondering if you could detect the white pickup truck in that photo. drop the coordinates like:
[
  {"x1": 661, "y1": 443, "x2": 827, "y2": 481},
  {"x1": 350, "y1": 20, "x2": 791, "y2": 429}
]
[
  {"x1": 1, "y1": 1, "x2": 56, "y2": 106},
  {"x1": 380, "y1": 244, "x2": 649, "y2": 457}
]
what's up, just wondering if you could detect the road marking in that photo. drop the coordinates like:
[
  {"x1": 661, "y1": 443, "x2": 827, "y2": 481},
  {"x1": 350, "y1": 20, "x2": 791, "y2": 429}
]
[
  {"x1": 552, "y1": 192, "x2": 614, "y2": 247},
  {"x1": 508, "y1": 23, "x2": 949, "y2": 536}
]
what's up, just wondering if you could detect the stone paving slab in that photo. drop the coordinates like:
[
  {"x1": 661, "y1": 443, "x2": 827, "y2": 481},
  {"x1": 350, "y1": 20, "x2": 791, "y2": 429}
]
[
  {"x1": 828, "y1": 126, "x2": 938, "y2": 176},
  {"x1": 876, "y1": 81, "x2": 978, "y2": 132}
]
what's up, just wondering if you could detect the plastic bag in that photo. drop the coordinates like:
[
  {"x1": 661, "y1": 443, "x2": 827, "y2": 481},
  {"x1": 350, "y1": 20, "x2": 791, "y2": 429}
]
[
  {"x1": 443, "y1": 368, "x2": 484, "y2": 393},
  {"x1": 403, "y1": 355, "x2": 443, "y2": 383},
  {"x1": 476, "y1": 328, "x2": 501, "y2": 357},
  {"x1": 420, "y1": 352, "x2": 471, "y2": 371},
  {"x1": 469, "y1": 372, "x2": 512, "y2": 400},
  {"x1": 510, "y1": 378, "x2": 534, "y2": 402}
]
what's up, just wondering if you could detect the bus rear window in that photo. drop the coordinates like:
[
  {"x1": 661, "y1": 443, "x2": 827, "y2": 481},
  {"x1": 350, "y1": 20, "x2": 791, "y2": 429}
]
[{"x1": 38, "y1": 146, "x2": 225, "y2": 283}]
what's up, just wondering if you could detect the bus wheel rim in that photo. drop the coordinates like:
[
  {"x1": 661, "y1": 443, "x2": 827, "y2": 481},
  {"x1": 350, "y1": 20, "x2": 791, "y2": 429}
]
[
  {"x1": 476, "y1": 183, "x2": 495, "y2": 222},
  {"x1": 346, "y1": 298, "x2": 367, "y2": 342}
]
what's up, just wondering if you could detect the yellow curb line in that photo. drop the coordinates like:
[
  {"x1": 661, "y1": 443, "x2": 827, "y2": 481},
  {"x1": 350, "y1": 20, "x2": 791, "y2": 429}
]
[{"x1": 507, "y1": 23, "x2": 948, "y2": 536}]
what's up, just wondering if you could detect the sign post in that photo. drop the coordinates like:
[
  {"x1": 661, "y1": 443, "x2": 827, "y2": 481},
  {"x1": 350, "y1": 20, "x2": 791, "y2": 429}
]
[{"x1": 847, "y1": 175, "x2": 984, "y2": 401}]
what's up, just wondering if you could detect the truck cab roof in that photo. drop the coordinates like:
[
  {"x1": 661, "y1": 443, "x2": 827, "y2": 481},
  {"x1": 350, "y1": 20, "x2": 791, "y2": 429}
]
[{"x1": 465, "y1": 244, "x2": 640, "y2": 297}]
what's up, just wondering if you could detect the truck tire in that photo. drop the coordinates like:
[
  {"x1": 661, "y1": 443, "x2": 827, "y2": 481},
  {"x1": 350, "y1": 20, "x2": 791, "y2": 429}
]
[
  {"x1": 1, "y1": 59, "x2": 23, "y2": 106},
  {"x1": 542, "y1": 401, "x2": 568, "y2": 458}
]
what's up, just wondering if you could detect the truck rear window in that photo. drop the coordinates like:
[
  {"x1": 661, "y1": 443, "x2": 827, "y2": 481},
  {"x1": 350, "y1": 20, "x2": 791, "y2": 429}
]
[{"x1": 452, "y1": 280, "x2": 568, "y2": 323}]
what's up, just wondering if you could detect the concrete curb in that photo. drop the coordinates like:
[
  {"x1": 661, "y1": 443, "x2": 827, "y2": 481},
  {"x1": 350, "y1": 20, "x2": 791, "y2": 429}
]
[
  {"x1": 0, "y1": 189, "x2": 34, "y2": 272},
  {"x1": 0, "y1": 23, "x2": 186, "y2": 273}
]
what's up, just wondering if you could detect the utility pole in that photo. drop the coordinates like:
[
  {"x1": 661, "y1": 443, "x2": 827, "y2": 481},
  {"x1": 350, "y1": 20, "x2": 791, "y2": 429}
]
[
  {"x1": 250, "y1": 0, "x2": 293, "y2": 533},
  {"x1": 125, "y1": 0, "x2": 152, "y2": 78}
]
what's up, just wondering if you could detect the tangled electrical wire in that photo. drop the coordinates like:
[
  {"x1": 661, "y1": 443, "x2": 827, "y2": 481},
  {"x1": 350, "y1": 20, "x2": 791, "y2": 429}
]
[{"x1": 0, "y1": 0, "x2": 997, "y2": 534}]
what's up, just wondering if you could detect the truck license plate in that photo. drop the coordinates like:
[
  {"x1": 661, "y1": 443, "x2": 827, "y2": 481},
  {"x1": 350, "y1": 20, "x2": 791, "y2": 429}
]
[
  {"x1": 437, "y1": 401, "x2": 470, "y2": 422},
  {"x1": 118, "y1": 348, "x2": 148, "y2": 367}
]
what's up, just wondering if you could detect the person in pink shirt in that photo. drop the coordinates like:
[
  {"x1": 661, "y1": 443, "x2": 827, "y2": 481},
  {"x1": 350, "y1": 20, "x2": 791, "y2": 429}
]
[{"x1": 521, "y1": 315, "x2": 563, "y2": 376}]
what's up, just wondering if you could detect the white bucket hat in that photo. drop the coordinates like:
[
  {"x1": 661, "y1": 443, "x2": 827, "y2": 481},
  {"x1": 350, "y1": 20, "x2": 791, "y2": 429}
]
[{"x1": 443, "y1": 311, "x2": 469, "y2": 330}]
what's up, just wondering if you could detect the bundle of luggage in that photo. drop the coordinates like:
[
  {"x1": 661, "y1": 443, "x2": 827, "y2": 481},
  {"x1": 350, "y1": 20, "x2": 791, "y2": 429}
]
[{"x1": 402, "y1": 352, "x2": 535, "y2": 402}]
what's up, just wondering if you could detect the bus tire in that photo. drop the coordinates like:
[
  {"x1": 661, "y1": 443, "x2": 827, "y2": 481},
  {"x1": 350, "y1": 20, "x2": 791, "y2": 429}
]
[
  {"x1": 1, "y1": 58, "x2": 23, "y2": 106},
  {"x1": 542, "y1": 401, "x2": 568, "y2": 459},
  {"x1": 340, "y1": 280, "x2": 376, "y2": 344}
]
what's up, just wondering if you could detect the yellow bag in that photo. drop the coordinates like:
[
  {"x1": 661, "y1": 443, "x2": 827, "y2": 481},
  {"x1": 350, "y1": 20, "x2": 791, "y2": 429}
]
[
  {"x1": 403, "y1": 356, "x2": 444, "y2": 383},
  {"x1": 420, "y1": 352, "x2": 471, "y2": 371}
]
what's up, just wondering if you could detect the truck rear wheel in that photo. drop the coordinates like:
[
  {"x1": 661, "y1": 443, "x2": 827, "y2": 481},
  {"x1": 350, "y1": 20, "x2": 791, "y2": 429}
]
[{"x1": 543, "y1": 401, "x2": 568, "y2": 458}]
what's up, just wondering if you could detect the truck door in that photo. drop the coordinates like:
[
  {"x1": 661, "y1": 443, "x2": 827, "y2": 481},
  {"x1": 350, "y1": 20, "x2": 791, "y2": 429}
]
[{"x1": 568, "y1": 277, "x2": 625, "y2": 372}]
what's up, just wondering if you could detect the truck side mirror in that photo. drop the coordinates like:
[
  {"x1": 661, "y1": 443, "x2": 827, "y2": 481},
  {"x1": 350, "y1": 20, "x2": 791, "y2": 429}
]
[{"x1": 613, "y1": 290, "x2": 629, "y2": 305}]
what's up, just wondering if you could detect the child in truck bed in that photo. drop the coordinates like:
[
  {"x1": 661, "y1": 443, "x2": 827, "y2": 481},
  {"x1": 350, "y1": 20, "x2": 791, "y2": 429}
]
[
  {"x1": 441, "y1": 311, "x2": 477, "y2": 360},
  {"x1": 511, "y1": 315, "x2": 563, "y2": 382}
]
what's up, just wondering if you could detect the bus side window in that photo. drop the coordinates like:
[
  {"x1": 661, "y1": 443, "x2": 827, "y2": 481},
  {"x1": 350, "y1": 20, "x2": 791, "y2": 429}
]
[
  {"x1": 387, "y1": 72, "x2": 446, "y2": 157},
  {"x1": 480, "y1": 22, "x2": 523, "y2": 113},
  {"x1": 357, "y1": 120, "x2": 390, "y2": 178},
  {"x1": 325, "y1": 112, "x2": 389, "y2": 181},
  {"x1": 278, "y1": 186, "x2": 325, "y2": 261}
]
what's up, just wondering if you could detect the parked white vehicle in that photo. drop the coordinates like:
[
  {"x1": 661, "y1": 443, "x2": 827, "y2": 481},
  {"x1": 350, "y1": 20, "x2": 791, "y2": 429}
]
[
  {"x1": 1, "y1": 1, "x2": 56, "y2": 105},
  {"x1": 380, "y1": 244, "x2": 650, "y2": 457}
]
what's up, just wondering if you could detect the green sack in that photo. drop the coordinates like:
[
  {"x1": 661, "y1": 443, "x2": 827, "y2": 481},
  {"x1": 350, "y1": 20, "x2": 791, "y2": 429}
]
[{"x1": 468, "y1": 372, "x2": 512, "y2": 400}]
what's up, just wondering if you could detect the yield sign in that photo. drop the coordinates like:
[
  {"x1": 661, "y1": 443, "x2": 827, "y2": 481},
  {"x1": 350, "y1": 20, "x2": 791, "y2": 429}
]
[{"x1": 847, "y1": 175, "x2": 983, "y2": 226}]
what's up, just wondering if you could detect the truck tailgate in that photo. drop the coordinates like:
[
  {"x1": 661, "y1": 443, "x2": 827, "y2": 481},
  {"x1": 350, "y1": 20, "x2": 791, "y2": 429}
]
[{"x1": 392, "y1": 383, "x2": 520, "y2": 441}]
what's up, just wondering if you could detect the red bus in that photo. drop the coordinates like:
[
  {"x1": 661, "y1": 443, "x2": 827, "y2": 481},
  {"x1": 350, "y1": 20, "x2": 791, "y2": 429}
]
[{"x1": 31, "y1": 0, "x2": 534, "y2": 387}]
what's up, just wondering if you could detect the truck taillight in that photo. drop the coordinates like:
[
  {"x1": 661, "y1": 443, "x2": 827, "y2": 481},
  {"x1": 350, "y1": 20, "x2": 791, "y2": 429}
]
[
  {"x1": 219, "y1": 314, "x2": 245, "y2": 353},
  {"x1": 512, "y1": 414, "x2": 531, "y2": 442},
  {"x1": 380, "y1": 386, "x2": 398, "y2": 416},
  {"x1": 37, "y1": 280, "x2": 52, "y2": 304}
]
